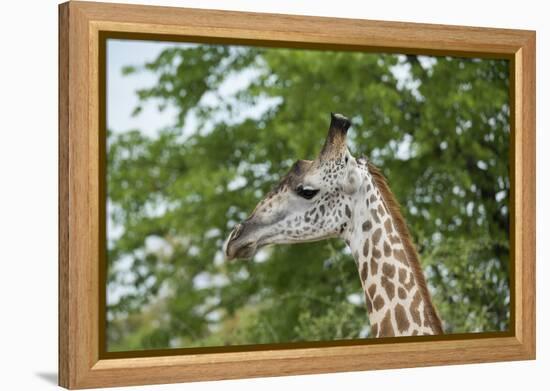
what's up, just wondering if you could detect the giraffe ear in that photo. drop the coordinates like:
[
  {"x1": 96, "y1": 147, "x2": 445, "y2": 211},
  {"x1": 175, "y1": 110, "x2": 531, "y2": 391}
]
[{"x1": 342, "y1": 160, "x2": 363, "y2": 195}]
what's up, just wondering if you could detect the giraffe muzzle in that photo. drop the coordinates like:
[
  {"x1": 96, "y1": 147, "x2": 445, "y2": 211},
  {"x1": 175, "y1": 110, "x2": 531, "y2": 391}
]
[
  {"x1": 224, "y1": 223, "x2": 259, "y2": 260},
  {"x1": 229, "y1": 223, "x2": 244, "y2": 242}
]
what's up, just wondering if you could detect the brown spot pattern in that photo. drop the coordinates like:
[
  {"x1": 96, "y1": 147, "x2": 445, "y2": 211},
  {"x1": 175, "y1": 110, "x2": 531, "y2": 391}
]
[
  {"x1": 382, "y1": 262, "x2": 396, "y2": 278},
  {"x1": 423, "y1": 305, "x2": 432, "y2": 327},
  {"x1": 377, "y1": 204, "x2": 386, "y2": 217},
  {"x1": 384, "y1": 218, "x2": 393, "y2": 233},
  {"x1": 360, "y1": 262, "x2": 368, "y2": 282},
  {"x1": 365, "y1": 161, "x2": 444, "y2": 335},
  {"x1": 363, "y1": 239, "x2": 370, "y2": 257},
  {"x1": 378, "y1": 310, "x2": 395, "y2": 337},
  {"x1": 398, "y1": 268, "x2": 415, "y2": 291},
  {"x1": 404, "y1": 271, "x2": 415, "y2": 290},
  {"x1": 372, "y1": 228, "x2": 382, "y2": 245},
  {"x1": 410, "y1": 290, "x2": 422, "y2": 326},
  {"x1": 372, "y1": 248, "x2": 381, "y2": 259},
  {"x1": 398, "y1": 268, "x2": 407, "y2": 284},
  {"x1": 373, "y1": 295, "x2": 385, "y2": 311},
  {"x1": 381, "y1": 275, "x2": 395, "y2": 300},
  {"x1": 383, "y1": 241, "x2": 392, "y2": 257},
  {"x1": 370, "y1": 258, "x2": 378, "y2": 275},
  {"x1": 398, "y1": 287, "x2": 407, "y2": 300},
  {"x1": 345, "y1": 204, "x2": 352, "y2": 218},
  {"x1": 362, "y1": 220, "x2": 372, "y2": 232},
  {"x1": 371, "y1": 323, "x2": 378, "y2": 337},
  {"x1": 394, "y1": 303, "x2": 410, "y2": 333},
  {"x1": 393, "y1": 249, "x2": 408, "y2": 264},
  {"x1": 368, "y1": 284, "x2": 377, "y2": 299}
]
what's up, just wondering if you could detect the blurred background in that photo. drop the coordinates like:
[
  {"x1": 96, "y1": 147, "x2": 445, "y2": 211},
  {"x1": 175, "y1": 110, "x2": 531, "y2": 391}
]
[{"x1": 106, "y1": 39, "x2": 510, "y2": 352}]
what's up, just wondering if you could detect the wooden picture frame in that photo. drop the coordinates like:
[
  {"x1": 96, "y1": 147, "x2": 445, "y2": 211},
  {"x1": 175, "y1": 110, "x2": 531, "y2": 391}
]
[{"x1": 58, "y1": 1, "x2": 536, "y2": 389}]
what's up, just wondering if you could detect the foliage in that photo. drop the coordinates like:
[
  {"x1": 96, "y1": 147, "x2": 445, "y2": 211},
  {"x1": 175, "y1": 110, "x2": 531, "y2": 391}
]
[{"x1": 106, "y1": 43, "x2": 510, "y2": 351}]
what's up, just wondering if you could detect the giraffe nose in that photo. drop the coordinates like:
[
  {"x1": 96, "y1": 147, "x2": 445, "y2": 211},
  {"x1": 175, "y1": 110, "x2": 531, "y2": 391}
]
[
  {"x1": 224, "y1": 223, "x2": 244, "y2": 260},
  {"x1": 229, "y1": 223, "x2": 244, "y2": 242},
  {"x1": 224, "y1": 222, "x2": 258, "y2": 260}
]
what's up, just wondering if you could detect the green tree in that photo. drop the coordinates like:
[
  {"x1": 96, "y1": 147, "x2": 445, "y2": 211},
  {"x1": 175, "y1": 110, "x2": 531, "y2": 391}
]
[{"x1": 106, "y1": 43, "x2": 509, "y2": 351}]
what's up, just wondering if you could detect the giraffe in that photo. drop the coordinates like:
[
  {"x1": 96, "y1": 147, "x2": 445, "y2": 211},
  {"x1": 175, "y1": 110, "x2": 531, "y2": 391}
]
[{"x1": 223, "y1": 113, "x2": 443, "y2": 337}]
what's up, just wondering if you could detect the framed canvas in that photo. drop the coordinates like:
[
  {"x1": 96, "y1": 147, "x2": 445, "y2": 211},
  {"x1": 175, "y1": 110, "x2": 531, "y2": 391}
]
[{"x1": 58, "y1": 1, "x2": 536, "y2": 389}]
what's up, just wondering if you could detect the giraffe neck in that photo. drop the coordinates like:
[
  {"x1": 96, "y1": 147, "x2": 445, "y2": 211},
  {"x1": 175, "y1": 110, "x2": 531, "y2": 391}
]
[{"x1": 343, "y1": 162, "x2": 443, "y2": 337}]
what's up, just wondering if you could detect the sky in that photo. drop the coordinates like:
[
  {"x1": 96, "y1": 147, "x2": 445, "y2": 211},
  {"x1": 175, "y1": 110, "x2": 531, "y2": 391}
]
[
  {"x1": 107, "y1": 39, "x2": 279, "y2": 139},
  {"x1": 107, "y1": 39, "x2": 196, "y2": 136},
  {"x1": 106, "y1": 38, "x2": 428, "y2": 137}
]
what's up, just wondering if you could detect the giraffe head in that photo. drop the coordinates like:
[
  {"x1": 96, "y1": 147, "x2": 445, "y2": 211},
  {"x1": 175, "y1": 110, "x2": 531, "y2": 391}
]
[{"x1": 224, "y1": 113, "x2": 364, "y2": 260}]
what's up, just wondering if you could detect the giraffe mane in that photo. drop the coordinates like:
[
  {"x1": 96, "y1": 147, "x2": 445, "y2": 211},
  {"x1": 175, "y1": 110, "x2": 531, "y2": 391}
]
[{"x1": 367, "y1": 161, "x2": 444, "y2": 334}]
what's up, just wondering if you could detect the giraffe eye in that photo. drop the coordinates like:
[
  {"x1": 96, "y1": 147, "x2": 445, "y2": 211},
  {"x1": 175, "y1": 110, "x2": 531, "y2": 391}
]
[{"x1": 296, "y1": 185, "x2": 319, "y2": 200}]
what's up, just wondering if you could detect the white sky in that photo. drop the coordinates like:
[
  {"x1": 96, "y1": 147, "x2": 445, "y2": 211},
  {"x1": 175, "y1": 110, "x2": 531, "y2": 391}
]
[
  {"x1": 107, "y1": 39, "x2": 199, "y2": 135},
  {"x1": 106, "y1": 38, "x2": 428, "y2": 139}
]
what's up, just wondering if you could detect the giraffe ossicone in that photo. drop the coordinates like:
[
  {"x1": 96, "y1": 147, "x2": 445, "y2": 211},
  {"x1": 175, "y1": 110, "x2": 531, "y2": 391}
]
[{"x1": 223, "y1": 112, "x2": 443, "y2": 337}]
